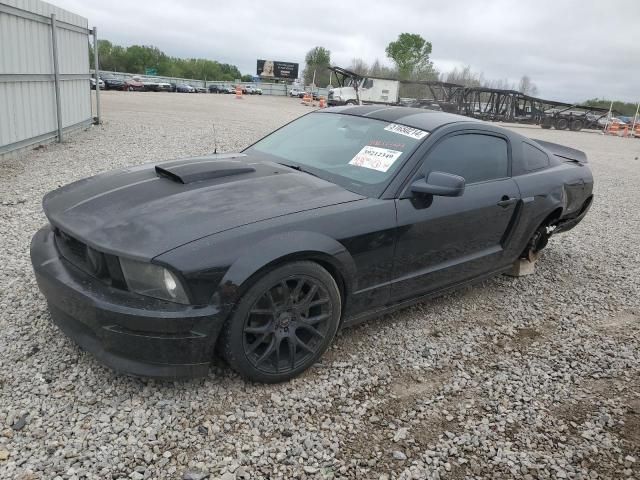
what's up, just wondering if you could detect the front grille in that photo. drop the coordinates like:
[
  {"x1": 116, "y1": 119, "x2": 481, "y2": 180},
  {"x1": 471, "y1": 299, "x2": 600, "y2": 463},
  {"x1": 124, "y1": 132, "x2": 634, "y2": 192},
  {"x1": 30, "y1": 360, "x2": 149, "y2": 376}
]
[
  {"x1": 55, "y1": 229, "x2": 88, "y2": 268},
  {"x1": 54, "y1": 228, "x2": 109, "y2": 280}
]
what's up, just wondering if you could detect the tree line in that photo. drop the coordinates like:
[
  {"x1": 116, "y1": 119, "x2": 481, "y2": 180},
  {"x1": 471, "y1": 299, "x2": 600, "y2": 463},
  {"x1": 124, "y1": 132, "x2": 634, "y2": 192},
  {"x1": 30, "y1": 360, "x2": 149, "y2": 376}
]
[
  {"x1": 302, "y1": 33, "x2": 539, "y2": 96},
  {"x1": 90, "y1": 40, "x2": 242, "y2": 81},
  {"x1": 582, "y1": 99, "x2": 638, "y2": 116}
]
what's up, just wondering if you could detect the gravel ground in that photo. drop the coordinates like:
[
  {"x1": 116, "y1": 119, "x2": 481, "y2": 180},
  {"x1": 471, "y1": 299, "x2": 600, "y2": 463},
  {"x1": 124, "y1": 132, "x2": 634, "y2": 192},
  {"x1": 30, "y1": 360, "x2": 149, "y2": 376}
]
[{"x1": 1, "y1": 92, "x2": 639, "y2": 480}]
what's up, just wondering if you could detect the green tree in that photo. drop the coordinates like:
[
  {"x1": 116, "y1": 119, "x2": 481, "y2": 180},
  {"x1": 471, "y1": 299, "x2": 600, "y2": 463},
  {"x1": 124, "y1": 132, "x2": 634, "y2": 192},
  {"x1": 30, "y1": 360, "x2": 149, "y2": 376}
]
[
  {"x1": 88, "y1": 39, "x2": 242, "y2": 81},
  {"x1": 582, "y1": 98, "x2": 638, "y2": 116},
  {"x1": 385, "y1": 33, "x2": 433, "y2": 80},
  {"x1": 303, "y1": 46, "x2": 331, "y2": 86}
]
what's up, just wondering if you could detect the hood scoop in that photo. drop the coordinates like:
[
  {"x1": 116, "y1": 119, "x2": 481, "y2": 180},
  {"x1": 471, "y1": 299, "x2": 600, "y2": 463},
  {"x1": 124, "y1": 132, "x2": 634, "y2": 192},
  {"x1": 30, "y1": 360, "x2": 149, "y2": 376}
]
[{"x1": 155, "y1": 160, "x2": 255, "y2": 184}]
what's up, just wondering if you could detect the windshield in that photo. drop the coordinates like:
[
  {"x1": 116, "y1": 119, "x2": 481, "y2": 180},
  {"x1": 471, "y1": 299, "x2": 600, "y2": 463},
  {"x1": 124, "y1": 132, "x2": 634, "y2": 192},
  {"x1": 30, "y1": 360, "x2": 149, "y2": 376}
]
[{"x1": 244, "y1": 112, "x2": 428, "y2": 197}]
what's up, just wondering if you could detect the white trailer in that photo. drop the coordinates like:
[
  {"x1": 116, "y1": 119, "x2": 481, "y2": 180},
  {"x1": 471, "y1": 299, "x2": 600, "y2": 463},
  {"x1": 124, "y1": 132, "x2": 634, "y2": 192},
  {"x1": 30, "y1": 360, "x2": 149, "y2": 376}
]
[{"x1": 327, "y1": 67, "x2": 400, "y2": 106}]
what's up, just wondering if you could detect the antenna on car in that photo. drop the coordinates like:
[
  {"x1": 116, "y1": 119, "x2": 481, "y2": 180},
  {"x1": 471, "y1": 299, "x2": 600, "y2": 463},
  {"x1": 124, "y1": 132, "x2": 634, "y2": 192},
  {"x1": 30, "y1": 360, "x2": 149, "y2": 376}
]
[{"x1": 212, "y1": 123, "x2": 218, "y2": 154}]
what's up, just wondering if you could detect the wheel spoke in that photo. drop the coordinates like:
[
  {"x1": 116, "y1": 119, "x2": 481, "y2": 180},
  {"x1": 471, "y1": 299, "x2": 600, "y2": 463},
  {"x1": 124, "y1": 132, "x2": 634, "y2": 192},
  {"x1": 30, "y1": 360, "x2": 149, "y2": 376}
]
[
  {"x1": 246, "y1": 332, "x2": 270, "y2": 354},
  {"x1": 309, "y1": 298, "x2": 329, "y2": 309},
  {"x1": 274, "y1": 336, "x2": 282, "y2": 374},
  {"x1": 302, "y1": 313, "x2": 329, "y2": 326},
  {"x1": 298, "y1": 284, "x2": 318, "y2": 312},
  {"x1": 296, "y1": 323, "x2": 325, "y2": 339},
  {"x1": 295, "y1": 334, "x2": 315, "y2": 354},
  {"x1": 265, "y1": 290, "x2": 276, "y2": 309},
  {"x1": 244, "y1": 322, "x2": 272, "y2": 335},
  {"x1": 255, "y1": 336, "x2": 276, "y2": 366},
  {"x1": 280, "y1": 281, "x2": 291, "y2": 304},
  {"x1": 250, "y1": 308, "x2": 274, "y2": 316},
  {"x1": 292, "y1": 279, "x2": 304, "y2": 301},
  {"x1": 287, "y1": 336, "x2": 296, "y2": 370}
]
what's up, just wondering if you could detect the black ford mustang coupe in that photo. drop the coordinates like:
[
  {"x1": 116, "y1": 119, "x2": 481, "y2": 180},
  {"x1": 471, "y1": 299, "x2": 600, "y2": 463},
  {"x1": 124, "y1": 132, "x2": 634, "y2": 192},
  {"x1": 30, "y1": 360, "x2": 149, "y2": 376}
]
[{"x1": 30, "y1": 106, "x2": 593, "y2": 382}]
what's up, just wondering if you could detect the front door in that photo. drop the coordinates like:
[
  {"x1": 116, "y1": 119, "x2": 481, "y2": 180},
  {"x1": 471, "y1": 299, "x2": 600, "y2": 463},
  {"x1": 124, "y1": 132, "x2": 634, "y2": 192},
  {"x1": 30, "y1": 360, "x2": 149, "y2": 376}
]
[{"x1": 391, "y1": 132, "x2": 521, "y2": 301}]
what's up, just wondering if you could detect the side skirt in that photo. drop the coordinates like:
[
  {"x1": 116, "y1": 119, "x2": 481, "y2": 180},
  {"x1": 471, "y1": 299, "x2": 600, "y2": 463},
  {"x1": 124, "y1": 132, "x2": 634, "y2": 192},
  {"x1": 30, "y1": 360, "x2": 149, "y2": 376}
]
[{"x1": 341, "y1": 266, "x2": 511, "y2": 328}]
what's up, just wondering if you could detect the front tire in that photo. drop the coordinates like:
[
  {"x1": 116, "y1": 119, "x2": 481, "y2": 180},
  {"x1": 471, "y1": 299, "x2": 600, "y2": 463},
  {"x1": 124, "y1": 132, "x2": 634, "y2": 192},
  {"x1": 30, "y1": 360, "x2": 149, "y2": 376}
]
[{"x1": 220, "y1": 261, "x2": 341, "y2": 383}]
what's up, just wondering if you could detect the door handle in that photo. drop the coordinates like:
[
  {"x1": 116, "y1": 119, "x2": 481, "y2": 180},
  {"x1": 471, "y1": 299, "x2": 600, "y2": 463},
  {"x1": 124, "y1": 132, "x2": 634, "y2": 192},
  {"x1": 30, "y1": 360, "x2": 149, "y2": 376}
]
[{"x1": 497, "y1": 196, "x2": 517, "y2": 208}]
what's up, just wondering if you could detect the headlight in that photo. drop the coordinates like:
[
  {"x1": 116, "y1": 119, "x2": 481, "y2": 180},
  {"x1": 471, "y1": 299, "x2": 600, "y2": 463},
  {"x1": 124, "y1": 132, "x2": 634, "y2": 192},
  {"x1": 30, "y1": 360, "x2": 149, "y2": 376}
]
[{"x1": 119, "y1": 257, "x2": 189, "y2": 304}]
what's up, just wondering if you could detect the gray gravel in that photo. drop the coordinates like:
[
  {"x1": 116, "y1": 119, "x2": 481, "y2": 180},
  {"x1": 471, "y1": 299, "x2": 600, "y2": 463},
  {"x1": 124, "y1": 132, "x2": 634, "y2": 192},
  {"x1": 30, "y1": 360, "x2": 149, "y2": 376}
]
[{"x1": 1, "y1": 92, "x2": 639, "y2": 479}]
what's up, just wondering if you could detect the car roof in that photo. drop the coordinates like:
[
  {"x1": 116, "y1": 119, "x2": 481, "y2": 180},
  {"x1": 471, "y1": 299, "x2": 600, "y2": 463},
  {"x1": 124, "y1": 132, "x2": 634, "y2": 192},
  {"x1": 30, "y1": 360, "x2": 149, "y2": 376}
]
[{"x1": 321, "y1": 105, "x2": 482, "y2": 131}]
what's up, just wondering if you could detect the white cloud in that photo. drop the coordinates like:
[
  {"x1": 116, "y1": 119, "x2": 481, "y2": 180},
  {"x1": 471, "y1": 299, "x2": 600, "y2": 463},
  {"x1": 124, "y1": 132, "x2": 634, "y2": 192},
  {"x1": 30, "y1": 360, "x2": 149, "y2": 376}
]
[{"x1": 54, "y1": 0, "x2": 639, "y2": 102}]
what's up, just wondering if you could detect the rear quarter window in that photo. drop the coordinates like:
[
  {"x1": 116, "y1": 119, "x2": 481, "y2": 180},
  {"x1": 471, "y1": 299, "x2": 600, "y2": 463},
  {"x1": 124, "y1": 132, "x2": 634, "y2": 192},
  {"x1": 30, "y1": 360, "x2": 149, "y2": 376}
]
[{"x1": 523, "y1": 143, "x2": 550, "y2": 171}]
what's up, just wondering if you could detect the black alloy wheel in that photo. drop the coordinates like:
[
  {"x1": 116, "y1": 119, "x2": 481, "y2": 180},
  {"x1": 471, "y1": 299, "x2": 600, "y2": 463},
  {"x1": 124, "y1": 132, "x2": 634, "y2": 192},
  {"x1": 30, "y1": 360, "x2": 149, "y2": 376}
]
[{"x1": 221, "y1": 261, "x2": 341, "y2": 383}]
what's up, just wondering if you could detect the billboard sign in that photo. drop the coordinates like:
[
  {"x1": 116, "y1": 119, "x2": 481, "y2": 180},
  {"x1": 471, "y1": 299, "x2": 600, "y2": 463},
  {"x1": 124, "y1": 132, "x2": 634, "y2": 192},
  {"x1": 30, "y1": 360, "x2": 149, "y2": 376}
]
[{"x1": 257, "y1": 60, "x2": 299, "y2": 79}]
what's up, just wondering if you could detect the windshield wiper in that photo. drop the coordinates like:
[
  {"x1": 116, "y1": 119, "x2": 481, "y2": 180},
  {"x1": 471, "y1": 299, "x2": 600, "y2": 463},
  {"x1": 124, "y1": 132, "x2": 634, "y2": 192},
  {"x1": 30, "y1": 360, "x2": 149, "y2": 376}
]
[{"x1": 277, "y1": 162, "x2": 319, "y2": 178}]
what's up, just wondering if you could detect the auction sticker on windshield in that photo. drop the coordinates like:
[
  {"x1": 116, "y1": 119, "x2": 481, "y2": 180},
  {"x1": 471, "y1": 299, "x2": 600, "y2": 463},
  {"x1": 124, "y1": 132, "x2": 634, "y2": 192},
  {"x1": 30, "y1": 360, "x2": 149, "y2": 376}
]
[
  {"x1": 349, "y1": 145, "x2": 403, "y2": 172},
  {"x1": 384, "y1": 123, "x2": 429, "y2": 140}
]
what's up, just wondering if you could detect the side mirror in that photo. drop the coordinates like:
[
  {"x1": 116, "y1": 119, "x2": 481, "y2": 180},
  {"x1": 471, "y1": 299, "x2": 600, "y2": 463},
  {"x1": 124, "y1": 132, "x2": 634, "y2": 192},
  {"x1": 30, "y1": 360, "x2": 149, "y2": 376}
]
[{"x1": 410, "y1": 171, "x2": 465, "y2": 197}]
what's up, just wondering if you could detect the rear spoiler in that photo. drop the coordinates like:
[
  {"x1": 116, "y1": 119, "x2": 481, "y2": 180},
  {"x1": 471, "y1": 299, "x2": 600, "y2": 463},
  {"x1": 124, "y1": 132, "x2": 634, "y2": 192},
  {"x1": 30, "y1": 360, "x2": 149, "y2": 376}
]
[{"x1": 532, "y1": 139, "x2": 588, "y2": 164}]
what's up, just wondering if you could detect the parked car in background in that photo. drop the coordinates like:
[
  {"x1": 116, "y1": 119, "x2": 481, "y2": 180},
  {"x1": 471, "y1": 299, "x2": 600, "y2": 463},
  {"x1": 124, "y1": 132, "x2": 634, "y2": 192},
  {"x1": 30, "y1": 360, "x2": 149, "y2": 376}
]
[
  {"x1": 244, "y1": 85, "x2": 263, "y2": 95},
  {"x1": 208, "y1": 85, "x2": 224, "y2": 93},
  {"x1": 194, "y1": 86, "x2": 207, "y2": 93},
  {"x1": 157, "y1": 82, "x2": 172, "y2": 92},
  {"x1": 289, "y1": 88, "x2": 303, "y2": 97},
  {"x1": 224, "y1": 85, "x2": 236, "y2": 94},
  {"x1": 90, "y1": 78, "x2": 105, "y2": 90},
  {"x1": 176, "y1": 84, "x2": 195, "y2": 93},
  {"x1": 143, "y1": 80, "x2": 172, "y2": 92},
  {"x1": 123, "y1": 77, "x2": 145, "y2": 91},
  {"x1": 101, "y1": 76, "x2": 124, "y2": 90}
]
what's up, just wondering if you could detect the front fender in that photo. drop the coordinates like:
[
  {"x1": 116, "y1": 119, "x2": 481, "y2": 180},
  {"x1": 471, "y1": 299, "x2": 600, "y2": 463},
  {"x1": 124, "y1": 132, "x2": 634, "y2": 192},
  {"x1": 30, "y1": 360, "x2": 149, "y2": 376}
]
[{"x1": 213, "y1": 231, "x2": 357, "y2": 306}]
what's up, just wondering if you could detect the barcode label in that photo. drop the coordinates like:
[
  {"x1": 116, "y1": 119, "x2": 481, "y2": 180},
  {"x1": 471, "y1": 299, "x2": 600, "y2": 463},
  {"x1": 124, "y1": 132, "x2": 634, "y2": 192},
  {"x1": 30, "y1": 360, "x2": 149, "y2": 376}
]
[{"x1": 384, "y1": 123, "x2": 429, "y2": 140}]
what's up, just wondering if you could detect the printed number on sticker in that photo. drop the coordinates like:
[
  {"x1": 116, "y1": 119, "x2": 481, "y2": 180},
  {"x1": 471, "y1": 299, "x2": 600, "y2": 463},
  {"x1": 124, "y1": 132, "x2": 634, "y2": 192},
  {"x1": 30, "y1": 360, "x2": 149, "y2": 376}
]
[
  {"x1": 384, "y1": 123, "x2": 428, "y2": 140},
  {"x1": 349, "y1": 146, "x2": 403, "y2": 172}
]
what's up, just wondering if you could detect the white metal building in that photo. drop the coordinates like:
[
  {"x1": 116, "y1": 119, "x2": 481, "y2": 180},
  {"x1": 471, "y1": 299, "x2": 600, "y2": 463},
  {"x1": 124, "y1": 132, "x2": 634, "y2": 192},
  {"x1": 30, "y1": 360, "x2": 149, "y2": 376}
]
[{"x1": 0, "y1": 0, "x2": 93, "y2": 159}]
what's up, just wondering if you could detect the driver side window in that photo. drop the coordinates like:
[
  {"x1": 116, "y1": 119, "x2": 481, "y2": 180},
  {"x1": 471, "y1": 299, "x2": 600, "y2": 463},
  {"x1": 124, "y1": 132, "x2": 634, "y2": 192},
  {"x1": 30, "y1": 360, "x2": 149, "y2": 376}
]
[{"x1": 423, "y1": 133, "x2": 509, "y2": 184}]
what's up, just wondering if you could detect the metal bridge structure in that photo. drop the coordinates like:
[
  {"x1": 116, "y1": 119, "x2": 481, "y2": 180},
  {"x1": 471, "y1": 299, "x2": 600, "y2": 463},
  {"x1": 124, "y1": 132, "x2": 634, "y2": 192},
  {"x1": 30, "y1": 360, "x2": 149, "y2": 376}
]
[
  {"x1": 328, "y1": 66, "x2": 615, "y2": 131},
  {"x1": 400, "y1": 80, "x2": 613, "y2": 131}
]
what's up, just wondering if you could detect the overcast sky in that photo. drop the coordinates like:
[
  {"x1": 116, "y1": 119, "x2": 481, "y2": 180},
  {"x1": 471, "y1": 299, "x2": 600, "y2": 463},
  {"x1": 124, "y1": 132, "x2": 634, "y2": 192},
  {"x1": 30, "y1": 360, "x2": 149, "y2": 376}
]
[{"x1": 54, "y1": 0, "x2": 638, "y2": 103}]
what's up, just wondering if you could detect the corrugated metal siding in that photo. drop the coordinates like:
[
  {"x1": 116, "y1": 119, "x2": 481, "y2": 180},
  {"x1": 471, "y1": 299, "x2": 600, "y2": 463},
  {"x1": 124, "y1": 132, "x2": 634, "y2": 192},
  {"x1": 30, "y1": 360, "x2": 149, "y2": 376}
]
[
  {"x1": 2, "y1": 0, "x2": 87, "y2": 27},
  {"x1": 0, "y1": 0, "x2": 92, "y2": 157}
]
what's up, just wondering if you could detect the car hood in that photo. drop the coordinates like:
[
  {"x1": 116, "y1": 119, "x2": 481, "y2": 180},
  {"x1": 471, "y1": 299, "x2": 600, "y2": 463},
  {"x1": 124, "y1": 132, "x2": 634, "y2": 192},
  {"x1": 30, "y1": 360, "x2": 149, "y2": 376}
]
[{"x1": 43, "y1": 153, "x2": 364, "y2": 260}]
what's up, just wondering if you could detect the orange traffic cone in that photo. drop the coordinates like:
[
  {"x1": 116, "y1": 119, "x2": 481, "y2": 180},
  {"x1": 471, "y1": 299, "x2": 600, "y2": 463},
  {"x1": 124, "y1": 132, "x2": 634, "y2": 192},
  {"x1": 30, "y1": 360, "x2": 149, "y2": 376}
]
[
  {"x1": 622, "y1": 125, "x2": 629, "y2": 137},
  {"x1": 319, "y1": 96, "x2": 326, "y2": 108},
  {"x1": 606, "y1": 122, "x2": 620, "y2": 135},
  {"x1": 235, "y1": 86, "x2": 243, "y2": 99},
  {"x1": 634, "y1": 123, "x2": 640, "y2": 138}
]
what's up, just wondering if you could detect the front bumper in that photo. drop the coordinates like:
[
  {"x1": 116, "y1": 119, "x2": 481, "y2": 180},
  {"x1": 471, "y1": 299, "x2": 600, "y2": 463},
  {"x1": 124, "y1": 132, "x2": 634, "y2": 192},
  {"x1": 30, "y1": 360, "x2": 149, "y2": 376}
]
[{"x1": 30, "y1": 225, "x2": 225, "y2": 378}]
